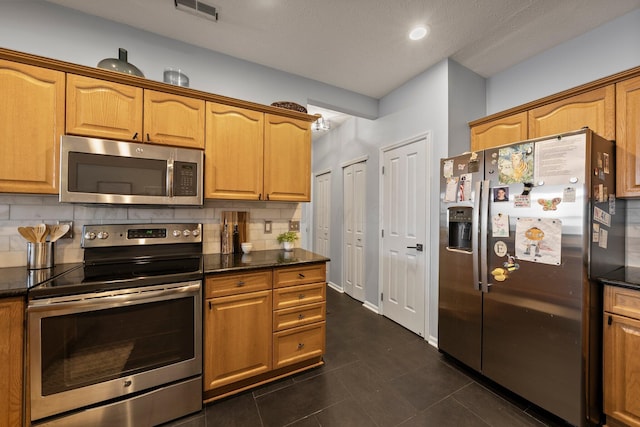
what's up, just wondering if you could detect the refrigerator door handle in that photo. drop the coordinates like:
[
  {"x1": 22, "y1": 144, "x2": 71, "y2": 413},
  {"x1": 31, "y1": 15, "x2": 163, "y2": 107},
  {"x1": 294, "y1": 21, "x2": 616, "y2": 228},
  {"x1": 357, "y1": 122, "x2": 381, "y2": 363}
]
[
  {"x1": 472, "y1": 181, "x2": 481, "y2": 291},
  {"x1": 480, "y1": 180, "x2": 491, "y2": 293}
]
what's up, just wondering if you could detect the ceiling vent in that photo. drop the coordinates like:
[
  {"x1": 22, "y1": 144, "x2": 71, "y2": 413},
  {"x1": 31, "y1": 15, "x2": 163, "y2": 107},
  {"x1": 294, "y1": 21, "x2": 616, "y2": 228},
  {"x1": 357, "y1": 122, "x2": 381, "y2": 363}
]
[{"x1": 174, "y1": 0, "x2": 219, "y2": 22}]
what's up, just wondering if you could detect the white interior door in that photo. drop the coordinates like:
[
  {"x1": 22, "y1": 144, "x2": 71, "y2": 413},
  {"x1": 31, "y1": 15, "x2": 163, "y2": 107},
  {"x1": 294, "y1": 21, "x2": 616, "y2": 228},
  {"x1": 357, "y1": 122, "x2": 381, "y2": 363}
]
[
  {"x1": 343, "y1": 162, "x2": 366, "y2": 301},
  {"x1": 380, "y1": 137, "x2": 427, "y2": 336},
  {"x1": 313, "y1": 171, "x2": 331, "y2": 280}
]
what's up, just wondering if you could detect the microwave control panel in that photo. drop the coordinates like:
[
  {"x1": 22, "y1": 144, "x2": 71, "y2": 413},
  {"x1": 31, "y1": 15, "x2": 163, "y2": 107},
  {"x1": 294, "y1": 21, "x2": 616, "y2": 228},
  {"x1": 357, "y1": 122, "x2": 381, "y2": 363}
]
[{"x1": 173, "y1": 161, "x2": 198, "y2": 196}]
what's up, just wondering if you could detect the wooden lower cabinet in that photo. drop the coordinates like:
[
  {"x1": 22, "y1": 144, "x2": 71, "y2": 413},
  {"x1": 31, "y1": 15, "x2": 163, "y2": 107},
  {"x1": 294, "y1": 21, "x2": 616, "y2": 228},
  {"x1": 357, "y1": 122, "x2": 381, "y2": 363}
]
[
  {"x1": 204, "y1": 290, "x2": 272, "y2": 390},
  {"x1": 604, "y1": 285, "x2": 640, "y2": 427},
  {"x1": 0, "y1": 297, "x2": 25, "y2": 427},
  {"x1": 203, "y1": 263, "x2": 326, "y2": 402}
]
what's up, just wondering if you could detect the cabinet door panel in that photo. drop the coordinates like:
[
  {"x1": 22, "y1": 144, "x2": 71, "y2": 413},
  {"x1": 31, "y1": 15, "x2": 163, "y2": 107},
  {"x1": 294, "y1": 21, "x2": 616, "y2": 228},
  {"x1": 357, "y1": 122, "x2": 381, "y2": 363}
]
[
  {"x1": 604, "y1": 312, "x2": 640, "y2": 427},
  {"x1": 67, "y1": 74, "x2": 143, "y2": 141},
  {"x1": 205, "y1": 269, "x2": 272, "y2": 298},
  {"x1": 273, "y1": 322, "x2": 325, "y2": 369},
  {"x1": 273, "y1": 263, "x2": 326, "y2": 288},
  {"x1": 264, "y1": 114, "x2": 311, "y2": 201},
  {"x1": 471, "y1": 112, "x2": 528, "y2": 151},
  {"x1": 205, "y1": 102, "x2": 264, "y2": 200},
  {"x1": 204, "y1": 290, "x2": 272, "y2": 390},
  {"x1": 143, "y1": 90, "x2": 205, "y2": 149},
  {"x1": 273, "y1": 282, "x2": 326, "y2": 310},
  {"x1": 0, "y1": 60, "x2": 64, "y2": 194},
  {"x1": 616, "y1": 76, "x2": 640, "y2": 198},
  {"x1": 0, "y1": 297, "x2": 24, "y2": 427},
  {"x1": 528, "y1": 86, "x2": 615, "y2": 140}
]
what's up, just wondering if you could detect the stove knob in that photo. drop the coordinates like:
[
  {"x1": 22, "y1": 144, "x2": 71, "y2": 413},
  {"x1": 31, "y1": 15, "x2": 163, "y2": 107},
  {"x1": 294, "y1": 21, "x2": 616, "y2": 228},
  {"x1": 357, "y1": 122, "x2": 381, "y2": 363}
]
[
  {"x1": 183, "y1": 229, "x2": 191, "y2": 237},
  {"x1": 192, "y1": 229, "x2": 200, "y2": 237},
  {"x1": 84, "y1": 231, "x2": 96, "y2": 240},
  {"x1": 97, "y1": 231, "x2": 109, "y2": 240},
  {"x1": 173, "y1": 229, "x2": 182, "y2": 238}
]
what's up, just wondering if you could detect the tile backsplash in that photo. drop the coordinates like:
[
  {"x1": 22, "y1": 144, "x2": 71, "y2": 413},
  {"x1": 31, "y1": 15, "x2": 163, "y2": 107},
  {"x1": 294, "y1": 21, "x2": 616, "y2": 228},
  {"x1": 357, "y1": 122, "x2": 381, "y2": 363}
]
[{"x1": 0, "y1": 195, "x2": 302, "y2": 268}]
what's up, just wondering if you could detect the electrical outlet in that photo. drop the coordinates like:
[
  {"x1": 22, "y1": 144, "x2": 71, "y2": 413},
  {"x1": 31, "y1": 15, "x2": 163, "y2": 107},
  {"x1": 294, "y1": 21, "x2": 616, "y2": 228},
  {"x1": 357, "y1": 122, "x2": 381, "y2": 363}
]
[
  {"x1": 289, "y1": 220, "x2": 300, "y2": 231},
  {"x1": 57, "y1": 220, "x2": 74, "y2": 239},
  {"x1": 264, "y1": 220, "x2": 272, "y2": 234}
]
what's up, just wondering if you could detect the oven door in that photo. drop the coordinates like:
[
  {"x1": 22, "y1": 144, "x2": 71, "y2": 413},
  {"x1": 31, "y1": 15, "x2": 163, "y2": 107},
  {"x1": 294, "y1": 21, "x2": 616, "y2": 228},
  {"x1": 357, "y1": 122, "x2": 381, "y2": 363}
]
[{"x1": 28, "y1": 280, "x2": 202, "y2": 422}]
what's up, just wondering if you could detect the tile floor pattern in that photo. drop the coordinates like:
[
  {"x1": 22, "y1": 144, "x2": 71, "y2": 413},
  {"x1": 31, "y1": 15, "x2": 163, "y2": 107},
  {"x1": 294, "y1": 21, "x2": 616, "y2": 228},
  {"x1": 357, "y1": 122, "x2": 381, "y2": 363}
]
[{"x1": 164, "y1": 287, "x2": 574, "y2": 427}]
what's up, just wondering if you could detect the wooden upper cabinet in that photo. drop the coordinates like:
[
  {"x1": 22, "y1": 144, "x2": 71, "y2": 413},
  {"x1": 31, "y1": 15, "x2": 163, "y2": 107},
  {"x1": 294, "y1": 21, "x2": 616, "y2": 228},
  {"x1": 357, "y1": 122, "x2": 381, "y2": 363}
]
[
  {"x1": 264, "y1": 114, "x2": 311, "y2": 202},
  {"x1": 528, "y1": 85, "x2": 615, "y2": 140},
  {"x1": 470, "y1": 112, "x2": 528, "y2": 151},
  {"x1": 0, "y1": 60, "x2": 64, "y2": 194},
  {"x1": 66, "y1": 74, "x2": 143, "y2": 141},
  {"x1": 143, "y1": 89, "x2": 205, "y2": 149},
  {"x1": 205, "y1": 102, "x2": 264, "y2": 200},
  {"x1": 616, "y1": 75, "x2": 640, "y2": 198}
]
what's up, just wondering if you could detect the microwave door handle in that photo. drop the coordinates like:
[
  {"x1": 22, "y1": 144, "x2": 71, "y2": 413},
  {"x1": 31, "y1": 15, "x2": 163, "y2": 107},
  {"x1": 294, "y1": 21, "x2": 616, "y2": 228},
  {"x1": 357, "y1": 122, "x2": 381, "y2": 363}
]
[{"x1": 167, "y1": 160, "x2": 174, "y2": 197}]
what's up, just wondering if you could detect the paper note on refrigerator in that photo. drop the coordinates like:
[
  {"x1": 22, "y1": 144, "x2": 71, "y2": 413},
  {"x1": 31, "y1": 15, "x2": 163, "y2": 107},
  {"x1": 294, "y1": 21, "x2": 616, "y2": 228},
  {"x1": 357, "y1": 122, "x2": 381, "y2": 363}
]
[
  {"x1": 515, "y1": 217, "x2": 562, "y2": 265},
  {"x1": 534, "y1": 135, "x2": 585, "y2": 186},
  {"x1": 445, "y1": 177, "x2": 458, "y2": 202}
]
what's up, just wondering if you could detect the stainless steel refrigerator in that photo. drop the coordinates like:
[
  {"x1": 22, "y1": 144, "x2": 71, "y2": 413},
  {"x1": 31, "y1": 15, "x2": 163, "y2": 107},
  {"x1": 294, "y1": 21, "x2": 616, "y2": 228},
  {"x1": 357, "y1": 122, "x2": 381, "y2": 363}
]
[{"x1": 438, "y1": 129, "x2": 625, "y2": 426}]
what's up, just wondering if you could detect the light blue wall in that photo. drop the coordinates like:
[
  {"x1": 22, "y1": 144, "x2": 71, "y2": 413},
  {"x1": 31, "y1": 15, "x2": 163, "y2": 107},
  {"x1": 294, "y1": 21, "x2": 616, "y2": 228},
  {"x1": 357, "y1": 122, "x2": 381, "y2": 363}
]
[
  {"x1": 486, "y1": 9, "x2": 640, "y2": 115},
  {"x1": 0, "y1": 1, "x2": 378, "y2": 119}
]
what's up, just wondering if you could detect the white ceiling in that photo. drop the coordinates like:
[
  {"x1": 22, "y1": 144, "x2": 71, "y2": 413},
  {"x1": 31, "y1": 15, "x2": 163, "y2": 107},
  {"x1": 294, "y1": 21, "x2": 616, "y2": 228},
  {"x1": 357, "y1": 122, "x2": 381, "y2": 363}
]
[{"x1": 44, "y1": 0, "x2": 640, "y2": 100}]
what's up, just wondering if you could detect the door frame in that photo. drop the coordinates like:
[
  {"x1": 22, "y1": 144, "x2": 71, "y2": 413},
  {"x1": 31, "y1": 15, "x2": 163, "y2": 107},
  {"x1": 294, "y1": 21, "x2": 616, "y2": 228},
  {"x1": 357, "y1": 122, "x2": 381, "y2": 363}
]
[{"x1": 378, "y1": 131, "x2": 434, "y2": 342}]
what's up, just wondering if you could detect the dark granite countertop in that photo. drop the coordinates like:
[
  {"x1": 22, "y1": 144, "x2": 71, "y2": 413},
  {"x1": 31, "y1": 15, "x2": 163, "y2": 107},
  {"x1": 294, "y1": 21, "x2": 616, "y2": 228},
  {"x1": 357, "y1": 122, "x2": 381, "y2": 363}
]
[
  {"x1": 0, "y1": 262, "x2": 83, "y2": 298},
  {"x1": 0, "y1": 249, "x2": 329, "y2": 298},
  {"x1": 203, "y1": 248, "x2": 329, "y2": 275},
  {"x1": 598, "y1": 266, "x2": 640, "y2": 291}
]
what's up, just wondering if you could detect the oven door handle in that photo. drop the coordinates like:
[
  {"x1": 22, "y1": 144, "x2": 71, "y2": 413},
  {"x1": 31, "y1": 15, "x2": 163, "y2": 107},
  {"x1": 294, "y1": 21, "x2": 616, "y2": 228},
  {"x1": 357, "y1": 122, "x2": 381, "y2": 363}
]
[{"x1": 28, "y1": 281, "x2": 201, "y2": 313}]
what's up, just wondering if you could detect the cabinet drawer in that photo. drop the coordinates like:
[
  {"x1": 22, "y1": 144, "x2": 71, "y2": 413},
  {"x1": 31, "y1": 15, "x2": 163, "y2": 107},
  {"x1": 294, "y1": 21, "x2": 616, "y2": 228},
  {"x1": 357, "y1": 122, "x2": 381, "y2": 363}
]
[
  {"x1": 273, "y1": 322, "x2": 325, "y2": 369},
  {"x1": 274, "y1": 263, "x2": 326, "y2": 288},
  {"x1": 273, "y1": 302, "x2": 325, "y2": 332},
  {"x1": 605, "y1": 285, "x2": 640, "y2": 319},
  {"x1": 206, "y1": 269, "x2": 272, "y2": 298},
  {"x1": 273, "y1": 282, "x2": 325, "y2": 310}
]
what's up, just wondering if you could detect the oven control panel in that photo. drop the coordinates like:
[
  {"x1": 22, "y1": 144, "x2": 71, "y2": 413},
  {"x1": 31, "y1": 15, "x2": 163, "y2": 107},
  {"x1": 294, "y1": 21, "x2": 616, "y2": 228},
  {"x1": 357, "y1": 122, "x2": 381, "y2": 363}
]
[{"x1": 82, "y1": 223, "x2": 202, "y2": 248}]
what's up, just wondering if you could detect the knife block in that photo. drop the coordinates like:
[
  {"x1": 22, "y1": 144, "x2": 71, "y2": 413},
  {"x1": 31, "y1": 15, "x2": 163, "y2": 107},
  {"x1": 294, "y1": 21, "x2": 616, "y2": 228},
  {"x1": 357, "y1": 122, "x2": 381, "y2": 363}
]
[{"x1": 221, "y1": 211, "x2": 249, "y2": 254}]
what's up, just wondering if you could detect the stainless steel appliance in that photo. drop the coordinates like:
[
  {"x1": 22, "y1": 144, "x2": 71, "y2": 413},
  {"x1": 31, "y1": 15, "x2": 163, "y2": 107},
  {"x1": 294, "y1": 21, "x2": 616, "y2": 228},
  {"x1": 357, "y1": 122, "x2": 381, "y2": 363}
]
[
  {"x1": 28, "y1": 223, "x2": 204, "y2": 426},
  {"x1": 438, "y1": 129, "x2": 625, "y2": 426},
  {"x1": 60, "y1": 135, "x2": 203, "y2": 206}
]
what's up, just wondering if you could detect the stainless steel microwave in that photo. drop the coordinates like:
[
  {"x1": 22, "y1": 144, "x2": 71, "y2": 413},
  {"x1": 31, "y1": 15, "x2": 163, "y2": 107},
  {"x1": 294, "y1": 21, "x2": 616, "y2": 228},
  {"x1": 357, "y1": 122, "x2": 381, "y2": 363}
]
[{"x1": 60, "y1": 135, "x2": 203, "y2": 206}]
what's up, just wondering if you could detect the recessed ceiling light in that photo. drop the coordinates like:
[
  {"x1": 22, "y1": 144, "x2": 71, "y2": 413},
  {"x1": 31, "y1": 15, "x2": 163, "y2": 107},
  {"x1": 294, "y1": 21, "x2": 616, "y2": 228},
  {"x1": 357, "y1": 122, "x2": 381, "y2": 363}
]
[{"x1": 409, "y1": 26, "x2": 429, "y2": 41}]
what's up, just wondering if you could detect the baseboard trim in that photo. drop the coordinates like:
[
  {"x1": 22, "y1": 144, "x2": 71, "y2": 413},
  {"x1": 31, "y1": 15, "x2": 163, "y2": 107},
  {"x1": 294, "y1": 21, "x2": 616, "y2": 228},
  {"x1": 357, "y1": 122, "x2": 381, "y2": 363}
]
[
  {"x1": 362, "y1": 301, "x2": 379, "y2": 314},
  {"x1": 327, "y1": 281, "x2": 343, "y2": 293}
]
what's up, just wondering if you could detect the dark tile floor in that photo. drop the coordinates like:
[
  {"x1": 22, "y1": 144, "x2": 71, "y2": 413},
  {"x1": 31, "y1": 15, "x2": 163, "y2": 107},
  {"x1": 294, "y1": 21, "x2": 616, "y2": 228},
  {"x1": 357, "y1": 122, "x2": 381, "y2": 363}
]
[{"x1": 165, "y1": 287, "x2": 574, "y2": 427}]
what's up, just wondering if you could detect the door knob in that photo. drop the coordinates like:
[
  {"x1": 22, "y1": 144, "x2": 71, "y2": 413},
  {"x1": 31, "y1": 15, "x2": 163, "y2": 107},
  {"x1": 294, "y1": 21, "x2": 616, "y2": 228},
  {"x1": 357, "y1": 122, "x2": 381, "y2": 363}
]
[{"x1": 407, "y1": 243, "x2": 423, "y2": 251}]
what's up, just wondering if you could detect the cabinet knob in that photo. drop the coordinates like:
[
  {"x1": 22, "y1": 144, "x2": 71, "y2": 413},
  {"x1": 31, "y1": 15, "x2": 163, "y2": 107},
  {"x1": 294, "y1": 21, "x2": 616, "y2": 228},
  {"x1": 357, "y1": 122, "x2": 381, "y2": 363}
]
[
  {"x1": 132, "y1": 132, "x2": 138, "y2": 140},
  {"x1": 237, "y1": 281, "x2": 245, "y2": 287},
  {"x1": 298, "y1": 294, "x2": 305, "y2": 299},
  {"x1": 298, "y1": 314, "x2": 305, "y2": 320},
  {"x1": 297, "y1": 343, "x2": 305, "y2": 350},
  {"x1": 298, "y1": 273, "x2": 305, "y2": 279}
]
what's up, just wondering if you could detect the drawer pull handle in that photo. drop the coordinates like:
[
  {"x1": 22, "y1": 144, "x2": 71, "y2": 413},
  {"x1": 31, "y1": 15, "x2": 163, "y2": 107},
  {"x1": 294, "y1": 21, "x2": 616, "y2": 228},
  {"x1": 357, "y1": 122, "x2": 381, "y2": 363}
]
[
  {"x1": 298, "y1": 294, "x2": 305, "y2": 299},
  {"x1": 237, "y1": 281, "x2": 245, "y2": 287},
  {"x1": 298, "y1": 314, "x2": 305, "y2": 320},
  {"x1": 297, "y1": 343, "x2": 305, "y2": 350},
  {"x1": 298, "y1": 273, "x2": 305, "y2": 278}
]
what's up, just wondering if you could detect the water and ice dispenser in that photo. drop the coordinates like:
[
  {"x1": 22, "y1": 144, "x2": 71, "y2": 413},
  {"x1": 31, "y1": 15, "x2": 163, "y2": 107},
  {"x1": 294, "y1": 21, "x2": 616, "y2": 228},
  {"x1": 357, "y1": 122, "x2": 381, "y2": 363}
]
[{"x1": 448, "y1": 207, "x2": 472, "y2": 251}]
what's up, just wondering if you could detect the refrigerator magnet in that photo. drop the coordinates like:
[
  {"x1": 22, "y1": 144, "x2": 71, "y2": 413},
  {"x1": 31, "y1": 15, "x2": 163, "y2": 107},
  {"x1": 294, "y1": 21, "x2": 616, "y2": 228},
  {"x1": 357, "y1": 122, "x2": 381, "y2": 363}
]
[
  {"x1": 592, "y1": 223, "x2": 600, "y2": 242},
  {"x1": 599, "y1": 228, "x2": 609, "y2": 249},
  {"x1": 494, "y1": 241, "x2": 508, "y2": 257}
]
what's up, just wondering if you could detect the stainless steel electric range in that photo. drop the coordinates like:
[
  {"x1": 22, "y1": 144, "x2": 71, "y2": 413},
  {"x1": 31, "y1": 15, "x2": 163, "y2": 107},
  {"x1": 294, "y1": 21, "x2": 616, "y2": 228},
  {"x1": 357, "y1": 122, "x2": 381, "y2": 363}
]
[{"x1": 27, "y1": 223, "x2": 204, "y2": 427}]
